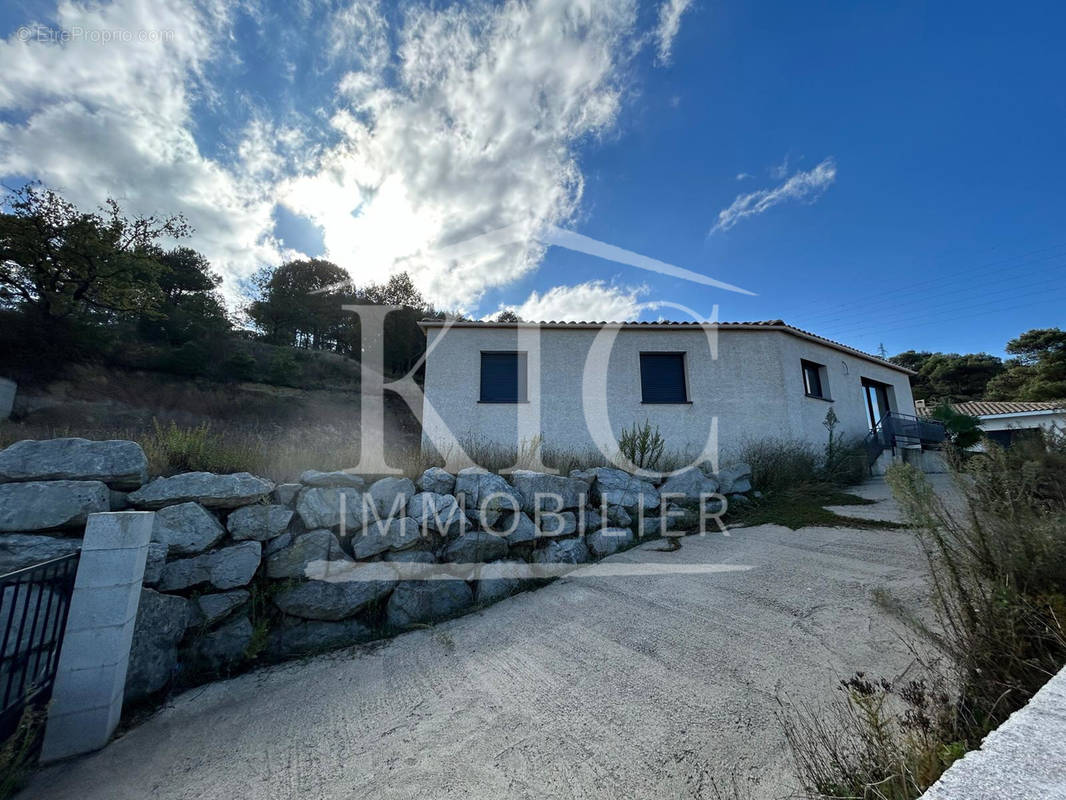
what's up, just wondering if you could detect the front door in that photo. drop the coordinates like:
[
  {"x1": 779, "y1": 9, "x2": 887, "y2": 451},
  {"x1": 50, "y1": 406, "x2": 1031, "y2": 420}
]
[{"x1": 862, "y1": 379, "x2": 892, "y2": 430}]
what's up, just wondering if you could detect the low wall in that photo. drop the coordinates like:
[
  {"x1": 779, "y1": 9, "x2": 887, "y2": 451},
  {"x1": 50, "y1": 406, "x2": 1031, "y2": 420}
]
[
  {"x1": 0, "y1": 438, "x2": 751, "y2": 717},
  {"x1": 920, "y1": 666, "x2": 1066, "y2": 799}
]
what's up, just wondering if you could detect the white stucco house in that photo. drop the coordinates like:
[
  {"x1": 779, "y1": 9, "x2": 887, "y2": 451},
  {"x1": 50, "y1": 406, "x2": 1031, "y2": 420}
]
[
  {"x1": 418, "y1": 319, "x2": 926, "y2": 467},
  {"x1": 916, "y1": 399, "x2": 1066, "y2": 448}
]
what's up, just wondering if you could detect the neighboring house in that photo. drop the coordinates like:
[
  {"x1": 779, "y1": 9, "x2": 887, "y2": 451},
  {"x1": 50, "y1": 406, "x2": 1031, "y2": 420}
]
[
  {"x1": 418, "y1": 319, "x2": 922, "y2": 464},
  {"x1": 917, "y1": 399, "x2": 1066, "y2": 448}
]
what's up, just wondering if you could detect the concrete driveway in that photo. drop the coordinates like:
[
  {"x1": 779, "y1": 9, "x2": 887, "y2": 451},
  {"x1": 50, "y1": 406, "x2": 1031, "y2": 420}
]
[{"x1": 25, "y1": 479, "x2": 934, "y2": 800}]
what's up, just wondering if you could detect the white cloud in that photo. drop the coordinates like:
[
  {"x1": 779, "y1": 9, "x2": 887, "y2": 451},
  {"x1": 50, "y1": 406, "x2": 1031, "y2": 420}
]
[
  {"x1": 0, "y1": 0, "x2": 285, "y2": 302},
  {"x1": 493, "y1": 281, "x2": 651, "y2": 322},
  {"x1": 709, "y1": 157, "x2": 837, "y2": 234},
  {"x1": 0, "y1": 0, "x2": 700, "y2": 312},
  {"x1": 654, "y1": 0, "x2": 694, "y2": 65},
  {"x1": 735, "y1": 172, "x2": 752, "y2": 181},
  {"x1": 281, "y1": 0, "x2": 641, "y2": 312}
]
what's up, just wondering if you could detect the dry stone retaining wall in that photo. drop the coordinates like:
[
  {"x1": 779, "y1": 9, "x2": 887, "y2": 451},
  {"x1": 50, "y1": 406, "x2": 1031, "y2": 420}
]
[{"x1": 0, "y1": 438, "x2": 751, "y2": 709}]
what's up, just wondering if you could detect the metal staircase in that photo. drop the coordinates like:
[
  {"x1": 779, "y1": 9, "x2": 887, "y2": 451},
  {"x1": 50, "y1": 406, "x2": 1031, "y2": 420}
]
[{"x1": 864, "y1": 411, "x2": 946, "y2": 469}]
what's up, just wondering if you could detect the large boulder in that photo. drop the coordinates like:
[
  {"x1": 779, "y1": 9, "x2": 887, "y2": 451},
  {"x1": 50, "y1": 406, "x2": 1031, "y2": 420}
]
[
  {"x1": 385, "y1": 580, "x2": 473, "y2": 628},
  {"x1": 0, "y1": 480, "x2": 109, "y2": 532},
  {"x1": 184, "y1": 615, "x2": 253, "y2": 673},
  {"x1": 498, "y1": 511, "x2": 538, "y2": 545},
  {"x1": 509, "y1": 470, "x2": 590, "y2": 513},
  {"x1": 0, "y1": 438, "x2": 148, "y2": 489},
  {"x1": 272, "y1": 483, "x2": 301, "y2": 506},
  {"x1": 441, "y1": 531, "x2": 509, "y2": 563},
  {"x1": 125, "y1": 588, "x2": 189, "y2": 703},
  {"x1": 417, "y1": 467, "x2": 455, "y2": 495},
  {"x1": 384, "y1": 548, "x2": 437, "y2": 564},
  {"x1": 352, "y1": 517, "x2": 422, "y2": 559},
  {"x1": 299, "y1": 469, "x2": 365, "y2": 489},
  {"x1": 142, "y1": 542, "x2": 168, "y2": 587},
  {"x1": 454, "y1": 468, "x2": 521, "y2": 526},
  {"x1": 409, "y1": 492, "x2": 464, "y2": 536},
  {"x1": 589, "y1": 468, "x2": 660, "y2": 512},
  {"x1": 129, "y1": 472, "x2": 273, "y2": 510},
  {"x1": 658, "y1": 466, "x2": 720, "y2": 506},
  {"x1": 295, "y1": 487, "x2": 364, "y2": 530},
  {"x1": 587, "y1": 527, "x2": 635, "y2": 558},
  {"x1": 273, "y1": 577, "x2": 395, "y2": 621},
  {"x1": 530, "y1": 510, "x2": 578, "y2": 539},
  {"x1": 157, "y1": 541, "x2": 262, "y2": 591},
  {"x1": 717, "y1": 463, "x2": 753, "y2": 495},
  {"x1": 226, "y1": 504, "x2": 293, "y2": 541},
  {"x1": 474, "y1": 560, "x2": 527, "y2": 605},
  {"x1": 152, "y1": 502, "x2": 225, "y2": 556},
  {"x1": 366, "y1": 477, "x2": 415, "y2": 518},
  {"x1": 192, "y1": 590, "x2": 249, "y2": 627},
  {"x1": 532, "y1": 537, "x2": 590, "y2": 565},
  {"x1": 0, "y1": 533, "x2": 81, "y2": 574},
  {"x1": 266, "y1": 618, "x2": 373, "y2": 658},
  {"x1": 266, "y1": 529, "x2": 350, "y2": 579}
]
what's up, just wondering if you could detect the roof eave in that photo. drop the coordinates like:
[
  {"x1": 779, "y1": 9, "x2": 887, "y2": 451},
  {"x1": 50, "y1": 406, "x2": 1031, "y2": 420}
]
[{"x1": 416, "y1": 320, "x2": 915, "y2": 375}]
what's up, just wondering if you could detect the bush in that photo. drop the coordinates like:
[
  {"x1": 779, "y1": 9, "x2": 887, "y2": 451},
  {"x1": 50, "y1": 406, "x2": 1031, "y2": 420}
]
[
  {"x1": 618, "y1": 419, "x2": 665, "y2": 471},
  {"x1": 736, "y1": 437, "x2": 819, "y2": 494},
  {"x1": 784, "y1": 427, "x2": 1066, "y2": 799},
  {"x1": 140, "y1": 420, "x2": 263, "y2": 476}
]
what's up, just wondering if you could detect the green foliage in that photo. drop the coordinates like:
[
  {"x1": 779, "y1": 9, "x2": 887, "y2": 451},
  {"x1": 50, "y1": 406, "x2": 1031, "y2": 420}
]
[
  {"x1": 140, "y1": 420, "x2": 262, "y2": 476},
  {"x1": 0, "y1": 705, "x2": 45, "y2": 799},
  {"x1": 737, "y1": 437, "x2": 819, "y2": 494},
  {"x1": 266, "y1": 350, "x2": 299, "y2": 386},
  {"x1": 929, "y1": 401, "x2": 982, "y2": 449},
  {"x1": 892, "y1": 330, "x2": 1066, "y2": 404},
  {"x1": 786, "y1": 433, "x2": 1066, "y2": 800},
  {"x1": 728, "y1": 484, "x2": 900, "y2": 530},
  {"x1": 0, "y1": 183, "x2": 188, "y2": 327},
  {"x1": 985, "y1": 327, "x2": 1066, "y2": 401},
  {"x1": 618, "y1": 419, "x2": 666, "y2": 470},
  {"x1": 784, "y1": 674, "x2": 965, "y2": 800},
  {"x1": 891, "y1": 350, "x2": 1004, "y2": 403}
]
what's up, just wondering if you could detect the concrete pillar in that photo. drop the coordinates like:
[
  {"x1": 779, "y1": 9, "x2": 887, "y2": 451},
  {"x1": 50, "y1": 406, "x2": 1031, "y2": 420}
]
[
  {"x1": 0, "y1": 377, "x2": 15, "y2": 420},
  {"x1": 40, "y1": 511, "x2": 154, "y2": 763}
]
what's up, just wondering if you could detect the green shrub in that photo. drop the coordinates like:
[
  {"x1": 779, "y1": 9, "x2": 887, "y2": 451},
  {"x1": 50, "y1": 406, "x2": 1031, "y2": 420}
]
[
  {"x1": 736, "y1": 437, "x2": 819, "y2": 494},
  {"x1": 784, "y1": 427, "x2": 1066, "y2": 800},
  {"x1": 140, "y1": 420, "x2": 263, "y2": 476},
  {"x1": 930, "y1": 402, "x2": 982, "y2": 449},
  {"x1": 618, "y1": 419, "x2": 665, "y2": 471}
]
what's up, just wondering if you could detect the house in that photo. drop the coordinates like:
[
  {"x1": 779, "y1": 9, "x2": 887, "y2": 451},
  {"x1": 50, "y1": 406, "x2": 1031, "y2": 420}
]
[
  {"x1": 916, "y1": 399, "x2": 1066, "y2": 448},
  {"x1": 418, "y1": 319, "x2": 930, "y2": 468}
]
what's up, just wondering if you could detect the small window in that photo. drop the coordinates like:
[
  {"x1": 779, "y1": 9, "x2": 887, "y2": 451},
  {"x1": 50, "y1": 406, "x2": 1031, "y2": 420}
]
[
  {"x1": 480, "y1": 351, "x2": 527, "y2": 403},
  {"x1": 802, "y1": 360, "x2": 827, "y2": 399},
  {"x1": 640, "y1": 352, "x2": 688, "y2": 403}
]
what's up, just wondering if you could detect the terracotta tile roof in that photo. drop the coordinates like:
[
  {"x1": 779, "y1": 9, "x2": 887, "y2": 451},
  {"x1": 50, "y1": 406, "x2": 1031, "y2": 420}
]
[
  {"x1": 417, "y1": 318, "x2": 911, "y2": 374},
  {"x1": 947, "y1": 400, "x2": 1066, "y2": 418}
]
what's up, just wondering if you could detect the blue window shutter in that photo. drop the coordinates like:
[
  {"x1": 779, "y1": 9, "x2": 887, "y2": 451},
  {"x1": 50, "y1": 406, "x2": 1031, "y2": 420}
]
[
  {"x1": 480, "y1": 352, "x2": 526, "y2": 402},
  {"x1": 640, "y1": 353, "x2": 687, "y2": 403}
]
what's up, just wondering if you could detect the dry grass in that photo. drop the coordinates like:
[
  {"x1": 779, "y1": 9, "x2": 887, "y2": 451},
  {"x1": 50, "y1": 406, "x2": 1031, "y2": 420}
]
[{"x1": 783, "y1": 432, "x2": 1066, "y2": 799}]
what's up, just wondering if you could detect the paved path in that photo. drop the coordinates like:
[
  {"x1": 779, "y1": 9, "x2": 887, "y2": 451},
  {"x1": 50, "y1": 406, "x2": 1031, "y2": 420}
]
[{"x1": 26, "y1": 480, "x2": 934, "y2": 800}]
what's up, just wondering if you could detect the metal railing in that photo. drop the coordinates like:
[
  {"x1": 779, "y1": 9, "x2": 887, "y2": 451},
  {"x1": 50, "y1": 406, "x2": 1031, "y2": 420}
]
[
  {"x1": 0, "y1": 553, "x2": 80, "y2": 741},
  {"x1": 865, "y1": 411, "x2": 946, "y2": 467}
]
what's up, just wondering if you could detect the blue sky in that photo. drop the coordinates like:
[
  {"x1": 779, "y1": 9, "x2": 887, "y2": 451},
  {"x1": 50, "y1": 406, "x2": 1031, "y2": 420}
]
[{"x1": 1, "y1": 0, "x2": 1063, "y2": 358}]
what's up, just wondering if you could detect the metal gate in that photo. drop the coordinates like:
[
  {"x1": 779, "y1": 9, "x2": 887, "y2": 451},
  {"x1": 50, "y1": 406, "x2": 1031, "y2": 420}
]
[{"x1": 0, "y1": 553, "x2": 80, "y2": 741}]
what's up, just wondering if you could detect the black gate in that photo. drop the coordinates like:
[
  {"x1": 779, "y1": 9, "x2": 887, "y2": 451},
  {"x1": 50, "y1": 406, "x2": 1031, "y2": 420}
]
[{"x1": 0, "y1": 553, "x2": 80, "y2": 741}]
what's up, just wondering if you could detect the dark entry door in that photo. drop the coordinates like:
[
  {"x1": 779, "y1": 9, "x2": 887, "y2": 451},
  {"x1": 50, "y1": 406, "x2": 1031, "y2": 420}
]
[{"x1": 862, "y1": 379, "x2": 892, "y2": 430}]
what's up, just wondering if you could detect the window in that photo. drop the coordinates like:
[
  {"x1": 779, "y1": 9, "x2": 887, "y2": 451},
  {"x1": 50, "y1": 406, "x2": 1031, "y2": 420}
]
[
  {"x1": 802, "y1": 360, "x2": 827, "y2": 399},
  {"x1": 479, "y1": 351, "x2": 527, "y2": 403},
  {"x1": 640, "y1": 352, "x2": 688, "y2": 403}
]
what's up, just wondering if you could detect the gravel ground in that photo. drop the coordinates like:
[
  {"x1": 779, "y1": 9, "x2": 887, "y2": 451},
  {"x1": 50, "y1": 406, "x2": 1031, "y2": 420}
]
[{"x1": 24, "y1": 478, "x2": 942, "y2": 800}]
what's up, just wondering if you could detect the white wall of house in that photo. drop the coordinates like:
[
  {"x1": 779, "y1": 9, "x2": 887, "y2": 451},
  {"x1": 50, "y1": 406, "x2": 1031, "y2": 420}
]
[
  {"x1": 420, "y1": 324, "x2": 915, "y2": 465},
  {"x1": 976, "y1": 410, "x2": 1066, "y2": 436}
]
